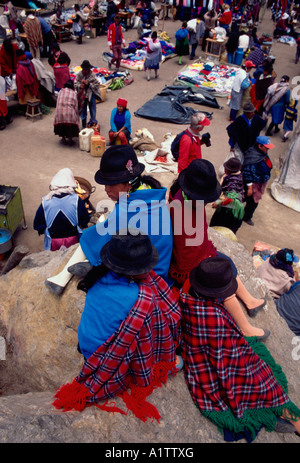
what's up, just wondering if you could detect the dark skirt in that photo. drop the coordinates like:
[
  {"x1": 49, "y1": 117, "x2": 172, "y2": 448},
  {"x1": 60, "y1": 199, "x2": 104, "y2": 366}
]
[
  {"x1": 175, "y1": 36, "x2": 190, "y2": 56},
  {"x1": 210, "y1": 207, "x2": 243, "y2": 234},
  {"x1": 54, "y1": 123, "x2": 79, "y2": 139}
]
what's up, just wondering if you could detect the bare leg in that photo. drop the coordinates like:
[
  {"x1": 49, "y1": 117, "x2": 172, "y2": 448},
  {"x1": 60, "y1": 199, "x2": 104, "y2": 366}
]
[
  {"x1": 224, "y1": 294, "x2": 266, "y2": 337},
  {"x1": 235, "y1": 276, "x2": 266, "y2": 313}
]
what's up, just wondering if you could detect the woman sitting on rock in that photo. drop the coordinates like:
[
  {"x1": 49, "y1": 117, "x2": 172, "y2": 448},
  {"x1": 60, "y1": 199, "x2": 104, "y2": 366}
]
[
  {"x1": 179, "y1": 256, "x2": 300, "y2": 442},
  {"x1": 53, "y1": 231, "x2": 181, "y2": 422}
]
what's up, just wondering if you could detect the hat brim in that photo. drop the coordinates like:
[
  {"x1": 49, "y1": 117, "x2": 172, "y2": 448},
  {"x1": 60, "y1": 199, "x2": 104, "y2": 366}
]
[
  {"x1": 198, "y1": 116, "x2": 211, "y2": 127},
  {"x1": 263, "y1": 143, "x2": 275, "y2": 149},
  {"x1": 178, "y1": 170, "x2": 221, "y2": 202},
  {"x1": 94, "y1": 162, "x2": 145, "y2": 185},
  {"x1": 100, "y1": 240, "x2": 159, "y2": 275},
  {"x1": 189, "y1": 267, "x2": 238, "y2": 299}
]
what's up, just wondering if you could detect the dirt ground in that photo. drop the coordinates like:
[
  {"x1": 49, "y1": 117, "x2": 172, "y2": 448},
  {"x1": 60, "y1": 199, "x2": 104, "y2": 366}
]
[{"x1": 1, "y1": 4, "x2": 300, "y2": 265}]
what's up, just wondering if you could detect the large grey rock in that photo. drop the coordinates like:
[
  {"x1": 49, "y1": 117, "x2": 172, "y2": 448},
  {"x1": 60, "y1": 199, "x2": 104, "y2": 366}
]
[{"x1": 0, "y1": 230, "x2": 299, "y2": 443}]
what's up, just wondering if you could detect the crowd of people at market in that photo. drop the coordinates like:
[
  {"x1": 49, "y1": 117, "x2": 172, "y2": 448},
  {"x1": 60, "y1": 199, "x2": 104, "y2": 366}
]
[{"x1": 1, "y1": 0, "x2": 300, "y2": 443}]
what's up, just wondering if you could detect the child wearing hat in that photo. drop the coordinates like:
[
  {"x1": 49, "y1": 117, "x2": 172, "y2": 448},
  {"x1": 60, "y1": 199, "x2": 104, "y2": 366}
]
[
  {"x1": 210, "y1": 157, "x2": 245, "y2": 234},
  {"x1": 257, "y1": 248, "x2": 299, "y2": 299},
  {"x1": 179, "y1": 256, "x2": 300, "y2": 442},
  {"x1": 109, "y1": 98, "x2": 131, "y2": 145},
  {"x1": 53, "y1": 231, "x2": 181, "y2": 421}
]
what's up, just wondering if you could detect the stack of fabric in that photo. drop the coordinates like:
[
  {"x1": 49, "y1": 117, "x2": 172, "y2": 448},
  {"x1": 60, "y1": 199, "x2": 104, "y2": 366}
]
[{"x1": 176, "y1": 61, "x2": 237, "y2": 97}]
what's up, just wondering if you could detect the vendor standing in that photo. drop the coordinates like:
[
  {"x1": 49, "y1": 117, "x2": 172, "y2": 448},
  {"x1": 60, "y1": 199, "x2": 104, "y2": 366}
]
[{"x1": 33, "y1": 168, "x2": 90, "y2": 251}]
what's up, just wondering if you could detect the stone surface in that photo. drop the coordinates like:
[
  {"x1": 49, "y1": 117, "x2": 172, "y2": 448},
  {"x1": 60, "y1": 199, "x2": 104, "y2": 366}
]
[{"x1": 0, "y1": 230, "x2": 300, "y2": 443}]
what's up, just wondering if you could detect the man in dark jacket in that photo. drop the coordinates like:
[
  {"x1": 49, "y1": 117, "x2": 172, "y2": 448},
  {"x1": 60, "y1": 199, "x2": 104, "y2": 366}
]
[
  {"x1": 242, "y1": 135, "x2": 274, "y2": 226},
  {"x1": 227, "y1": 102, "x2": 266, "y2": 161}
]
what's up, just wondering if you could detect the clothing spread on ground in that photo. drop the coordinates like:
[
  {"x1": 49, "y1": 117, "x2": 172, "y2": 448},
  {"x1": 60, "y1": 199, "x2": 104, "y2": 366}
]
[
  {"x1": 175, "y1": 61, "x2": 237, "y2": 97},
  {"x1": 69, "y1": 64, "x2": 134, "y2": 92},
  {"x1": 103, "y1": 37, "x2": 176, "y2": 71}
]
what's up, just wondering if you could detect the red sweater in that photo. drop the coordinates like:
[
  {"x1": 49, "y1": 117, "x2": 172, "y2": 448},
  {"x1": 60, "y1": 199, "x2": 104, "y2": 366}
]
[
  {"x1": 219, "y1": 10, "x2": 232, "y2": 26},
  {"x1": 178, "y1": 131, "x2": 203, "y2": 173},
  {"x1": 107, "y1": 23, "x2": 125, "y2": 47}
]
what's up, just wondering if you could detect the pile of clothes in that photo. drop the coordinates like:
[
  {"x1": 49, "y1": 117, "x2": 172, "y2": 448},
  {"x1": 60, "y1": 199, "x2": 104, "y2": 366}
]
[
  {"x1": 103, "y1": 38, "x2": 175, "y2": 71},
  {"x1": 176, "y1": 61, "x2": 237, "y2": 97},
  {"x1": 69, "y1": 65, "x2": 134, "y2": 91}
]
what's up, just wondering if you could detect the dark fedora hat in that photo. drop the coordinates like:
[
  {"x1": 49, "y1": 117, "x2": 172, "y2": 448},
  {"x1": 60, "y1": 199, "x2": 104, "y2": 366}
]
[
  {"x1": 100, "y1": 229, "x2": 159, "y2": 275},
  {"x1": 178, "y1": 159, "x2": 221, "y2": 202},
  {"x1": 189, "y1": 256, "x2": 238, "y2": 299},
  {"x1": 81, "y1": 59, "x2": 92, "y2": 69},
  {"x1": 223, "y1": 157, "x2": 242, "y2": 173},
  {"x1": 94, "y1": 145, "x2": 145, "y2": 185}
]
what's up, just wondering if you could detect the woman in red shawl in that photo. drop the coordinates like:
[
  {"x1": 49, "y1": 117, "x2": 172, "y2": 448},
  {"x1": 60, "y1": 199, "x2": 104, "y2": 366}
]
[
  {"x1": 168, "y1": 159, "x2": 269, "y2": 339},
  {"x1": 15, "y1": 49, "x2": 39, "y2": 105},
  {"x1": 180, "y1": 256, "x2": 300, "y2": 442}
]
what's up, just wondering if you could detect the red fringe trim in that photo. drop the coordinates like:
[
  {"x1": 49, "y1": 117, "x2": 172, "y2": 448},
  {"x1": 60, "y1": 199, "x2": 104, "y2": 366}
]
[
  {"x1": 53, "y1": 380, "x2": 92, "y2": 412},
  {"x1": 52, "y1": 360, "x2": 176, "y2": 423}
]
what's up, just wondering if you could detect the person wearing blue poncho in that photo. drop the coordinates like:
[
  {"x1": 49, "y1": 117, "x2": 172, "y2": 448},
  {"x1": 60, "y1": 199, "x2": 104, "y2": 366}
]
[
  {"x1": 80, "y1": 144, "x2": 173, "y2": 281},
  {"x1": 45, "y1": 145, "x2": 173, "y2": 295}
]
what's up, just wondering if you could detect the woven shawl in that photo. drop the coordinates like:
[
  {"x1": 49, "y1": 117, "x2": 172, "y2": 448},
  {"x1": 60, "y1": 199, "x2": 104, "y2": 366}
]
[
  {"x1": 53, "y1": 271, "x2": 181, "y2": 422},
  {"x1": 179, "y1": 290, "x2": 300, "y2": 439}
]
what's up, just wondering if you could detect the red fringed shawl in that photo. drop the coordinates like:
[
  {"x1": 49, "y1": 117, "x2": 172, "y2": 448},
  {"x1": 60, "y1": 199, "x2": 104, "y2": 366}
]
[{"x1": 53, "y1": 271, "x2": 181, "y2": 422}]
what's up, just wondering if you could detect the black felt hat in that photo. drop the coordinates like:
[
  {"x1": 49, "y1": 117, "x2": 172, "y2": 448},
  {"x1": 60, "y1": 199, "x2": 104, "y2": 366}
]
[
  {"x1": 178, "y1": 159, "x2": 221, "y2": 202},
  {"x1": 100, "y1": 230, "x2": 159, "y2": 275},
  {"x1": 81, "y1": 59, "x2": 92, "y2": 69},
  {"x1": 94, "y1": 145, "x2": 145, "y2": 185},
  {"x1": 189, "y1": 256, "x2": 238, "y2": 299},
  {"x1": 223, "y1": 157, "x2": 242, "y2": 173}
]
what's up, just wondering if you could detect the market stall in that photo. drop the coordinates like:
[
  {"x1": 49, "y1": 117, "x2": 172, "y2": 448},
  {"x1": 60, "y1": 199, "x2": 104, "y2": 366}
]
[
  {"x1": 102, "y1": 36, "x2": 176, "y2": 72},
  {"x1": 175, "y1": 60, "x2": 239, "y2": 98}
]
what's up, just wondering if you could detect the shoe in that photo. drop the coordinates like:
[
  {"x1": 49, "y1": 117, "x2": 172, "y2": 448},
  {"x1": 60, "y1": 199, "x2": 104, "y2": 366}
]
[
  {"x1": 67, "y1": 261, "x2": 92, "y2": 277},
  {"x1": 246, "y1": 297, "x2": 267, "y2": 318},
  {"x1": 176, "y1": 355, "x2": 184, "y2": 371},
  {"x1": 275, "y1": 417, "x2": 297, "y2": 434},
  {"x1": 257, "y1": 329, "x2": 270, "y2": 342},
  {"x1": 243, "y1": 218, "x2": 254, "y2": 226},
  {"x1": 45, "y1": 279, "x2": 65, "y2": 296},
  {"x1": 282, "y1": 136, "x2": 287, "y2": 142}
]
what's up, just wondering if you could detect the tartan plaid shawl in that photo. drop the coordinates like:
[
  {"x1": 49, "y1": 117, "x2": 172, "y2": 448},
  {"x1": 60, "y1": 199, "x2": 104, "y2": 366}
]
[
  {"x1": 179, "y1": 290, "x2": 300, "y2": 437},
  {"x1": 53, "y1": 271, "x2": 181, "y2": 422}
]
